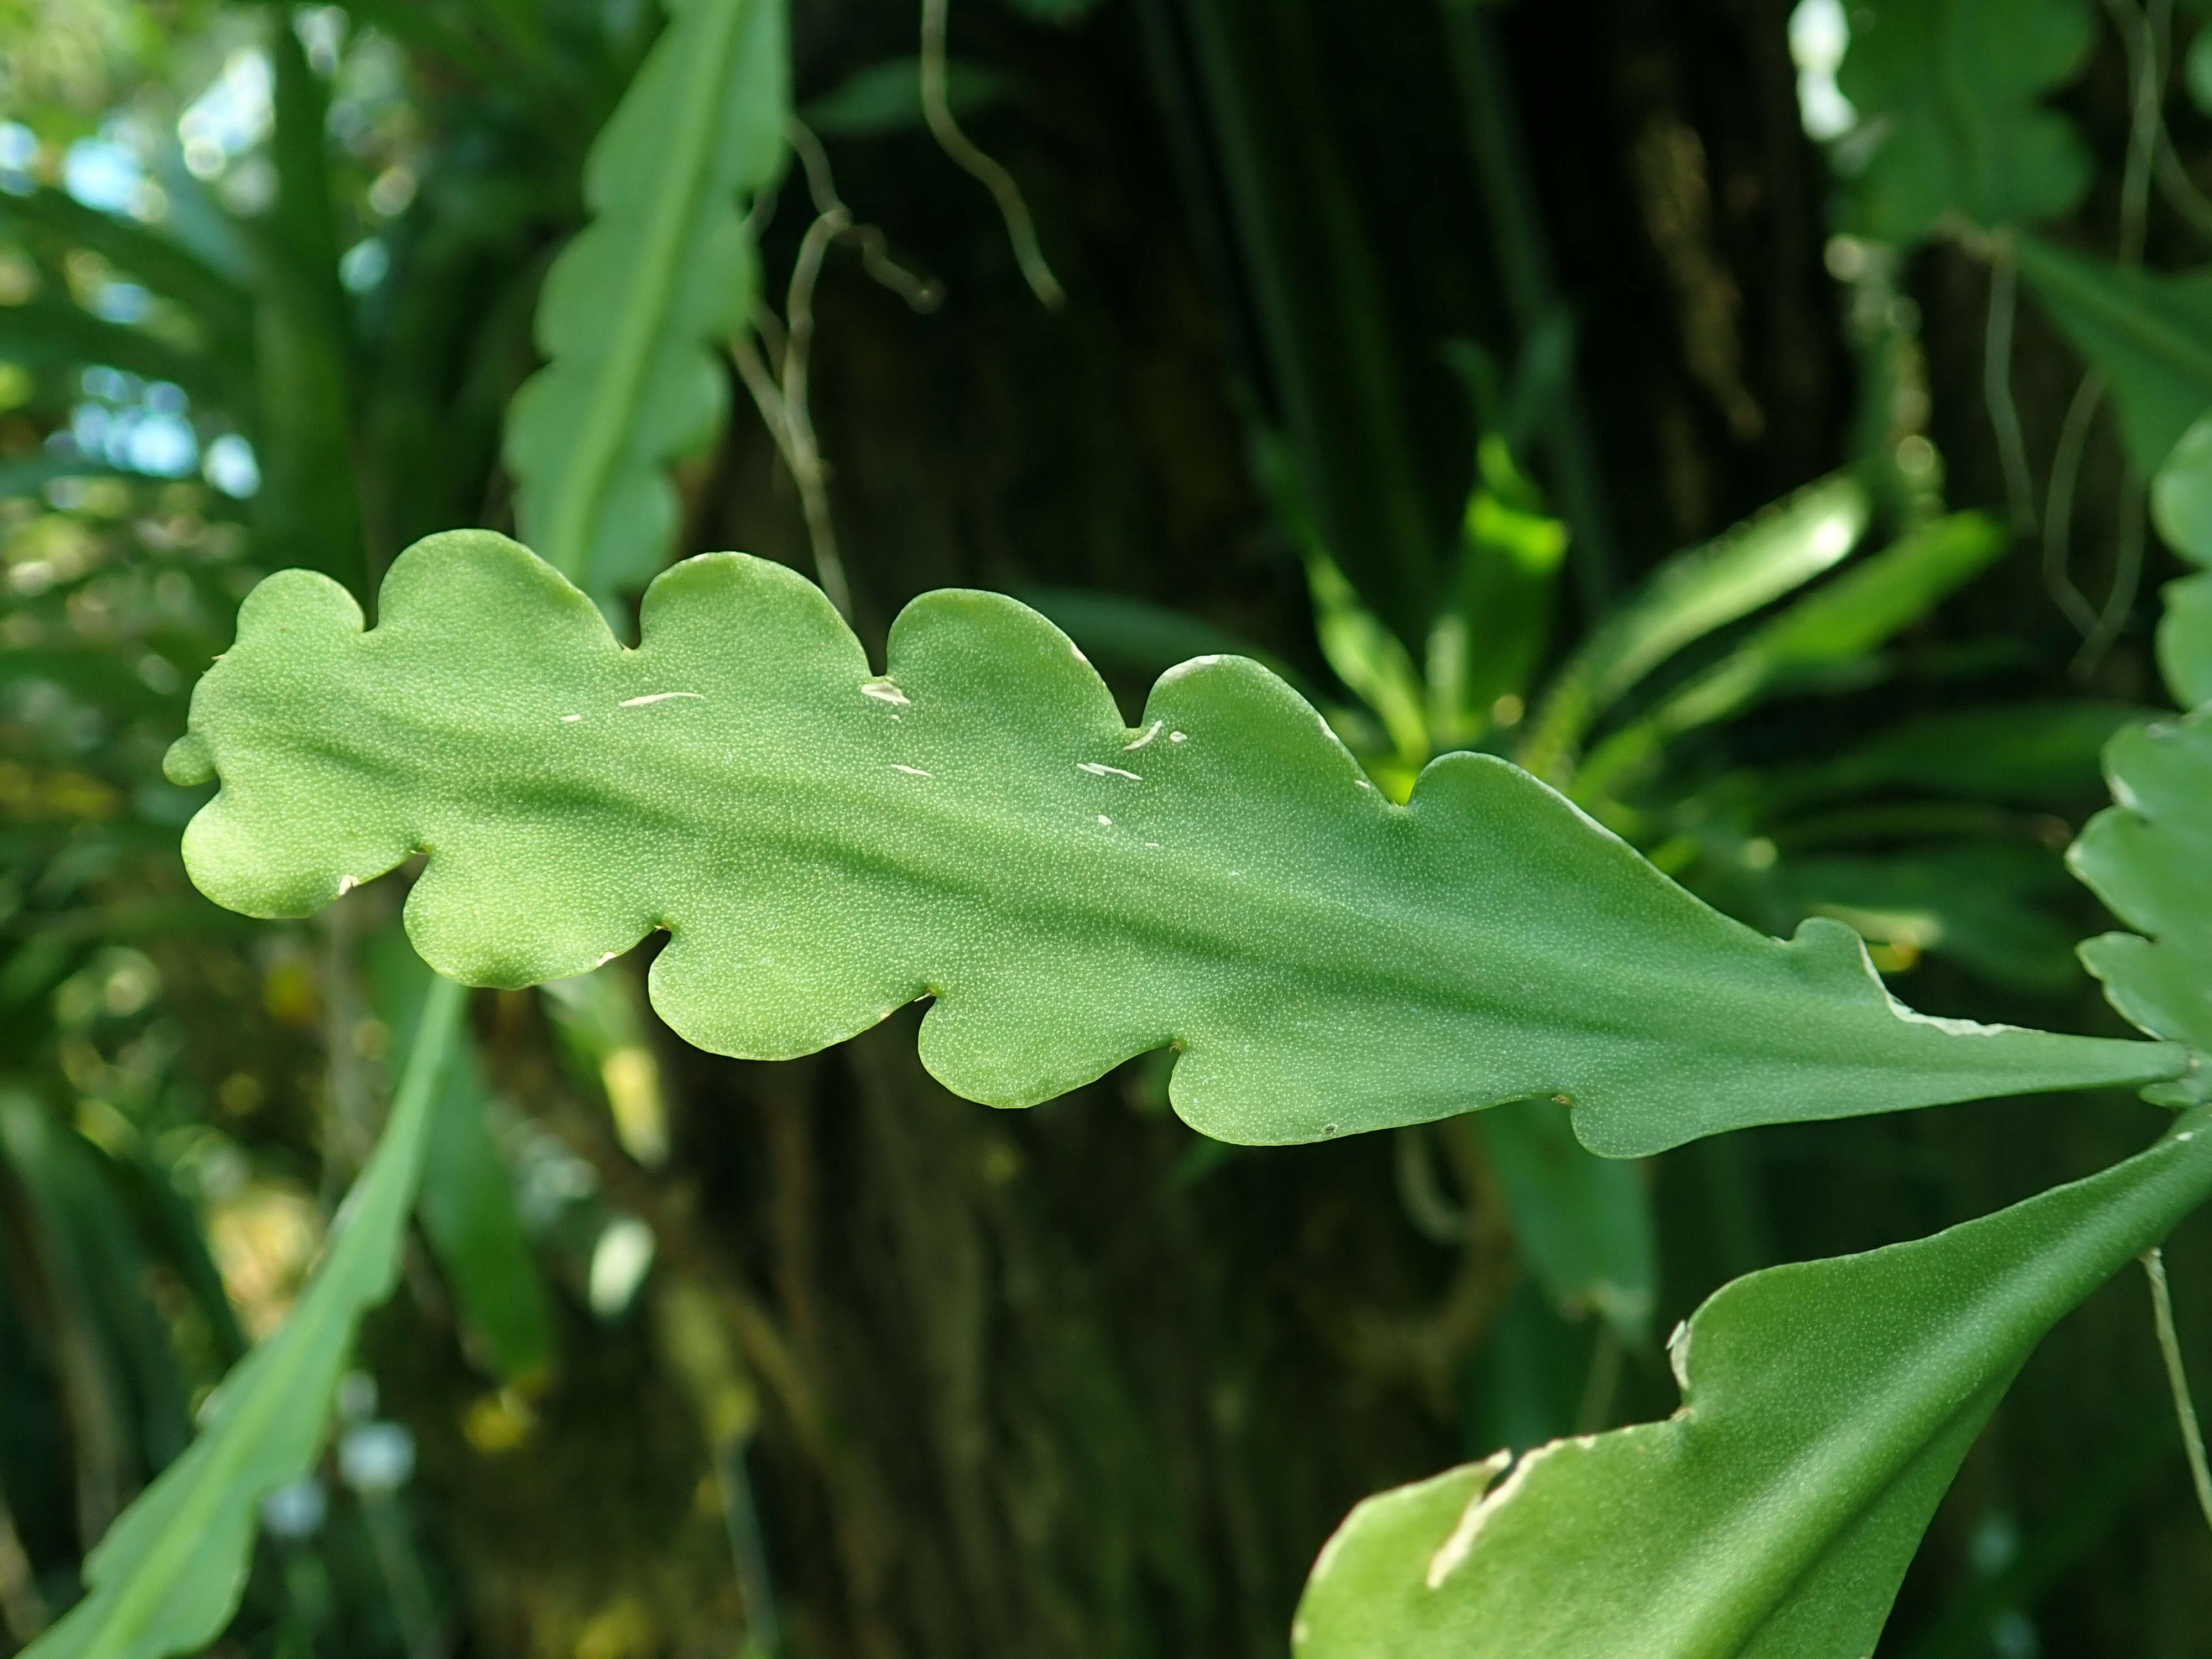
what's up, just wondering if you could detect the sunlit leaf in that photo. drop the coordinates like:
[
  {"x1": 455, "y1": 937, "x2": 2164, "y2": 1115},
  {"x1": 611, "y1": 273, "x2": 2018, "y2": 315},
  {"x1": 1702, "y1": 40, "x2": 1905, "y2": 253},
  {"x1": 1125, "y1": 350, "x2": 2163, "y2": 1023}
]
[
  {"x1": 160, "y1": 531, "x2": 2182, "y2": 1157},
  {"x1": 1519, "y1": 473, "x2": 1871, "y2": 780},
  {"x1": 1292, "y1": 1104, "x2": 2212, "y2": 1659},
  {"x1": 367, "y1": 932, "x2": 552, "y2": 1384},
  {"x1": 1578, "y1": 511, "x2": 2006, "y2": 795},
  {"x1": 503, "y1": 0, "x2": 788, "y2": 608},
  {"x1": 1836, "y1": 0, "x2": 2093, "y2": 244},
  {"x1": 1427, "y1": 435, "x2": 1566, "y2": 748},
  {"x1": 19, "y1": 973, "x2": 467, "y2": 1659},
  {"x1": 1307, "y1": 552, "x2": 1430, "y2": 763}
]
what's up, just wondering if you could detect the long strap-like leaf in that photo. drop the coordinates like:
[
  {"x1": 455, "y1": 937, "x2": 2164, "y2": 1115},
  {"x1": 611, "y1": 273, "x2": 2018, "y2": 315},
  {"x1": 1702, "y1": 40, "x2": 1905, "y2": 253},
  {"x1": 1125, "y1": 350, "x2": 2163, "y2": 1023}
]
[
  {"x1": 161, "y1": 531, "x2": 2184, "y2": 1157},
  {"x1": 23, "y1": 975, "x2": 466, "y2": 1659}
]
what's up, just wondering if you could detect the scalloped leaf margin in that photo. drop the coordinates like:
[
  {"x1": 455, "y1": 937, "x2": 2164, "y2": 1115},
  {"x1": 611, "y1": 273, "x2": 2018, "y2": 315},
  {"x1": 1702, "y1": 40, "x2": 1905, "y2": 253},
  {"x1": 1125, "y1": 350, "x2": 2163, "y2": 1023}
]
[{"x1": 166, "y1": 533, "x2": 2185, "y2": 1156}]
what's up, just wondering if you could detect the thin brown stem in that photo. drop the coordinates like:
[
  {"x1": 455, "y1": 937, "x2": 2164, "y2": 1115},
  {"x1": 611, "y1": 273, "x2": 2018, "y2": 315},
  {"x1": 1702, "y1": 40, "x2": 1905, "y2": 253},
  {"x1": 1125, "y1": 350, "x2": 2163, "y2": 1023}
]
[
  {"x1": 781, "y1": 207, "x2": 855, "y2": 622},
  {"x1": 920, "y1": 0, "x2": 1064, "y2": 308}
]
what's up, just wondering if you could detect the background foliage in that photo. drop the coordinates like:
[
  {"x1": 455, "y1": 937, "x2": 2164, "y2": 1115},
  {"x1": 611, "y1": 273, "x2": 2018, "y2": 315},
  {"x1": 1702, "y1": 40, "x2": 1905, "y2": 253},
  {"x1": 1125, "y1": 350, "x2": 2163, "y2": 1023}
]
[{"x1": 5, "y1": 0, "x2": 2212, "y2": 1656}]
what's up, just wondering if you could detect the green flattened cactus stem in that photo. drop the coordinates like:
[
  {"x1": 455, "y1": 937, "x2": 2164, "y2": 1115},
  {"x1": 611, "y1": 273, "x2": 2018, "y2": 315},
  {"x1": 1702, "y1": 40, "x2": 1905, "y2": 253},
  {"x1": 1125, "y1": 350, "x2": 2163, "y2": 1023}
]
[{"x1": 168, "y1": 531, "x2": 2188, "y2": 1156}]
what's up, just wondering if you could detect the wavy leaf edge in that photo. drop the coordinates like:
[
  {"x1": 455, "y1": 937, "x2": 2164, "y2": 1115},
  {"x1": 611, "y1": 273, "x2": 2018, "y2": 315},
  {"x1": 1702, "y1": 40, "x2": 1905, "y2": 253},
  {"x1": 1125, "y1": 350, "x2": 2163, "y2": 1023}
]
[{"x1": 166, "y1": 531, "x2": 2188, "y2": 1157}]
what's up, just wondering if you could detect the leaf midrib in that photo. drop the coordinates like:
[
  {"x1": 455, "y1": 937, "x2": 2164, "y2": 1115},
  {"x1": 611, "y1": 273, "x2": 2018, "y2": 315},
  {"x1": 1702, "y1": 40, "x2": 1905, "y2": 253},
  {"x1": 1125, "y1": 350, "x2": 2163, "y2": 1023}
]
[{"x1": 539, "y1": 0, "x2": 753, "y2": 582}]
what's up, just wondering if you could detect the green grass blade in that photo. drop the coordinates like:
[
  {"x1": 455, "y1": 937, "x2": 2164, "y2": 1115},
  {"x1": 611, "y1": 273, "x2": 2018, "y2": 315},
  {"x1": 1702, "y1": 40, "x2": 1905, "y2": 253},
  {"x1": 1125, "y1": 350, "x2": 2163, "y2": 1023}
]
[
  {"x1": 20, "y1": 973, "x2": 467, "y2": 1659},
  {"x1": 1575, "y1": 511, "x2": 2007, "y2": 796},
  {"x1": 1306, "y1": 552, "x2": 1430, "y2": 762},
  {"x1": 1293, "y1": 1104, "x2": 2212, "y2": 1659},
  {"x1": 161, "y1": 532, "x2": 2182, "y2": 1157},
  {"x1": 502, "y1": 0, "x2": 787, "y2": 608},
  {"x1": 1518, "y1": 473, "x2": 1870, "y2": 781}
]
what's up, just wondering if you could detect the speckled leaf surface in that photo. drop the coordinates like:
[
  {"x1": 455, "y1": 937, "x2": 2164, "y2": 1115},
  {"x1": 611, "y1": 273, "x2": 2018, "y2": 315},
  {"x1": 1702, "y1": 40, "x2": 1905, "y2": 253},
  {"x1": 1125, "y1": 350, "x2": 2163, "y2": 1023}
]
[
  {"x1": 165, "y1": 533, "x2": 2183, "y2": 1156},
  {"x1": 1292, "y1": 1105, "x2": 2212, "y2": 1659}
]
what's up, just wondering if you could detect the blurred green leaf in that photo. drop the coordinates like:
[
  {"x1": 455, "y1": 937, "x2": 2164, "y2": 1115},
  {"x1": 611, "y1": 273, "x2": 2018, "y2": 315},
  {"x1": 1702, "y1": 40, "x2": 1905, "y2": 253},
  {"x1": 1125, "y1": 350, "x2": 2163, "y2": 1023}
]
[
  {"x1": 504, "y1": 0, "x2": 789, "y2": 609},
  {"x1": 0, "y1": 188, "x2": 253, "y2": 350},
  {"x1": 540, "y1": 964, "x2": 671, "y2": 1166},
  {"x1": 1292, "y1": 1104, "x2": 2212, "y2": 1659},
  {"x1": 1519, "y1": 473, "x2": 1871, "y2": 780},
  {"x1": 18, "y1": 972, "x2": 466, "y2": 1659},
  {"x1": 0, "y1": 453, "x2": 129, "y2": 500},
  {"x1": 2071, "y1": 714, "x2": 2212, "y2": 1077},
  {"x1": 800, "y1": 56, "x2": 1006, "y2": 139},
  {"x1": 2150, "y1": 409, "x2": 2212, "y2": 564},
  {"x1": 1679, "y1": 512, "x2": 2004, "y2": 722},
  {"x1": 161, "y1": 531, "x2": 2182, "y2": 1159},
  {"x1": 0, "y1": 300, "x2": 231, "y2": 408},
  {"x1": 252, "y1": 14, "x2": 367, "y2": 599},
  {"x1": 1427, "y1": 436, "x2": 1566, "y2": 748},
  {"x1": 1183, "y1": 13, "x2": 1441, "y2": 640},
  {"x1": 1759, "y1": 700, "x2": 2150, "y2": 811},
  {"x1": 1578, "y1": 512, "x2": 2008, "y2": 796},
  {"x1": 1785, "y1": 844, "x2": 2083, "y2": 996},
  {"x1": 1307, "y1": 552, "x2": 1428, "y2": 763},
  {"x1": 2162, "y1": 573, "x2": 2212, "y2": 710},
  {"x1": 2151, "y1": 415, "x2": 2212, "y2": 708},
  {"x1": 369, "y1": 932, "x2": 553, "y2": 1385},
  {"x1": 1473, "y1": 1100, "x2": 1653, "y2": 1344},
  {"x1": 2016, "y1": 236, "x2": 2212, "y2": 476},
  {"x1": 0, "y1": 1099, "x2": 194, "y2": 1475},
  {"x1": 1835, "y1": 0, "x2": 2093, "y2": 244}
]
